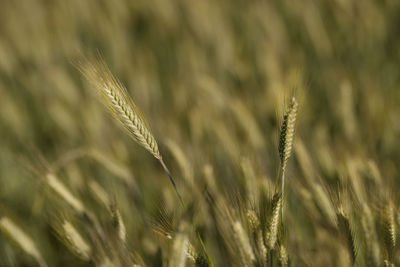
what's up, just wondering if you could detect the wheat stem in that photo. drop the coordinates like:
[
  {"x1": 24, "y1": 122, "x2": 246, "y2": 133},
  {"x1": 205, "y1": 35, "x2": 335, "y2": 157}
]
[
  {"x1": 159, "y1": 158, "x2": 185, "y2": 207},
  {"x1": 281, "y1": 168, "x2": 286, "y2": 222}
]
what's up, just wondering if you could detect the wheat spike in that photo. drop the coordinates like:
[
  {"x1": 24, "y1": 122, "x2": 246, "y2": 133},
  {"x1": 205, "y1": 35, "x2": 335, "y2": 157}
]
[
  {"x1": 233, "y1": 221, "x2": 255, "y2": 266},
  {"x1": 79, "y1": 58, "x2": 160, "y2": 159},
  {"x1": 279, "y1": 245, "x2": 288, "y2": 267},
  {"x1": 110, "y1": 203, "x2": 127, "y2": 243},
  {"x1": 186, "y1": 242, "x2": 198, "y2": 263},
  {"x1": 257, "y1": 229, "x2": 268, "y2": 265},
  {"x1": 183, "y1": 242, "x2": 209, "y2": 266},
  {"x1": 278, "y1": 96, "x2": 298, "y2": 222},
  {"x1": 247, "y1": 209, "x2": 260, "y2": 231},
  {"x1": 62, "y1": 220, "x2": 92, "y2": 261},
  {"x1": 78, "y1": 57, "x2": 183, "y2": 205},
  {"x1": 46, "y1": 173, "x2": 86, "y2": 215},
  {"x1": 169, "y1": 224, "x2": 189, "y2": 267},
  {"x1": 361, "y1": 204, "x2": 380, "y2": 266},
  {"x1": 0, "y1": 217, "x2": 47, "y2": 267},
  {"x1": 266, "y1": 194, "x2": 282, "y2": 250},
  {"x1": 279, "y1": 97, "x2": 298, "y2": 172},
  {"x1": 383, "y1": 201, "x2": 396, "y2": 259}
]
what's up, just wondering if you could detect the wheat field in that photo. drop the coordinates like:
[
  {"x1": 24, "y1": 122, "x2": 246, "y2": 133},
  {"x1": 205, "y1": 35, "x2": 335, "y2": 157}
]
[{"x1": 0, "y1": 0, "x2": 399, "y2": 266}]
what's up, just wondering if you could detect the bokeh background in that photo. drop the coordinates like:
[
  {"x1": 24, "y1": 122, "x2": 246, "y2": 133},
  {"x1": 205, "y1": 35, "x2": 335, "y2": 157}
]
[{"x1": 0, "y1": 0, "x2": 399, "y2": 266}]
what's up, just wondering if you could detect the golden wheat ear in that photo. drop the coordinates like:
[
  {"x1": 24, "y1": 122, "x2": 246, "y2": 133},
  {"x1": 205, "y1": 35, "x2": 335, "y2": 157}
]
[{"x1": 77, "y1": 56, "x2": 184, "y2": 206}]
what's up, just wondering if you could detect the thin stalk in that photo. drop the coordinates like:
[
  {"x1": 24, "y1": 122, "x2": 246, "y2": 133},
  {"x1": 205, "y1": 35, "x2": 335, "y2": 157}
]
[
  {"x1": 281, "y1": 168, "x2": 285, "y2": 227},
  {"x1": 159, "y1": 158, "x2": 213, "y2": 266},
  {"x1": 269, "y1": 250, "x2": 273, "y2": 267},
  {"x1": 197, "y1": 231, "x2": 214, "y2": 267},
  {"x1": 159, "y1": 158, "x2": 185, "y2": 208}
]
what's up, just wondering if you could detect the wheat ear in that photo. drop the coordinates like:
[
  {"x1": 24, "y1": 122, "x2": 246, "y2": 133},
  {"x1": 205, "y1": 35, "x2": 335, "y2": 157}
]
[
  {"x1": 233, "y1": 221, "x2": 256, "y2": 266},
  {"x1": 279, "y1": 245, "x2": 289, "y2": 267},
  {"x1": 61, "y1": 220, "x2": 92, "y2": 261},
  {"x1": 78, "y1": 57, "x2": 183, "y2": 206},
  {"x1": 278, "y1": 97, "x2": 298, "y2": 220},
  {"x1": 0, "y1": 217, "x2": 47, "y2": 267},
  {"x1": 383, "y1": 201, "x2": 396, "y2": 260},
  {"x1": 266, "y1": 194, "x2": 282, "y2": 250}
]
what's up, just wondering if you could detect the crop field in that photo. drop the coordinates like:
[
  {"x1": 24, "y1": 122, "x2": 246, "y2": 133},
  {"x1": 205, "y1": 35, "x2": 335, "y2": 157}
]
[{"x1": 0, "y1": 0, "x2": 399, "y2": 266}]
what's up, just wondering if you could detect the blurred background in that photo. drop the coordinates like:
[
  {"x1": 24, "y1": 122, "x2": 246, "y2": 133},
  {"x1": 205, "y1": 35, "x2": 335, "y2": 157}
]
[{"x1": 0, "y1": 0, "x2": 399, "y2": 266}]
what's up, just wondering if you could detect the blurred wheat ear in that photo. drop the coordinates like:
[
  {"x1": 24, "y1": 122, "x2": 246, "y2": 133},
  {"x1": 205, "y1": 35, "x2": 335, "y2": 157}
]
[
  {"x1": 0, "y1": 217, "x2": 47, "y2": 267},
  {"x1": 77, "y1": 56, "x2": 184, "y2": 205}
]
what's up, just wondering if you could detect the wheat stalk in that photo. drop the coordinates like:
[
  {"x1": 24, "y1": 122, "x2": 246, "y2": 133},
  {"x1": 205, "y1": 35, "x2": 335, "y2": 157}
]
[{"x1": 78, "y1": 56, "x2": 183, "y2": 205}]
